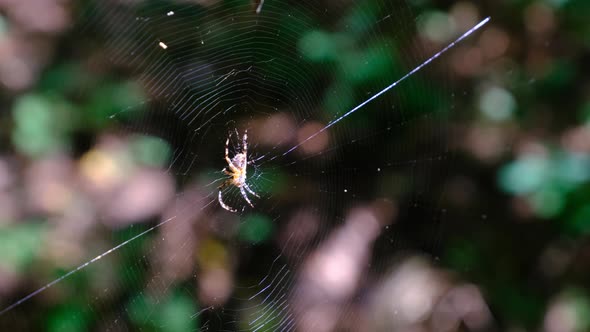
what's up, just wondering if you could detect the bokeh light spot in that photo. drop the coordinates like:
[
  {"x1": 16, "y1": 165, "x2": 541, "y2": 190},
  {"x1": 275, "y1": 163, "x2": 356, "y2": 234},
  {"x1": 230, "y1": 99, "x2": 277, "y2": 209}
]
[{"x1": 479, "y1": 86, "x2": 516, "y2": 121}]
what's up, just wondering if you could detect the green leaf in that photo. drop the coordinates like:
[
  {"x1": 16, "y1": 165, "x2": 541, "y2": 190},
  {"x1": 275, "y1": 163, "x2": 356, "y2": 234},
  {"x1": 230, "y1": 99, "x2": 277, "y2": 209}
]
[
  {"x1": 47, "y1": 304, "x2": 89, "y2": 332},
  {"x1": 128, "y1": 291, "x2": 198, "y2": 332},
  {"x1": 11, "y1": 94, "x2": 66, "y2": 157},
  {"x1": 0, "y1": 222, "x2": 46, "y2": 272},
  {"x1": 498, "y1": 156, "x2": 550, "y2": 194},
  {"x1": 239, "y1": 214, "x2": 274, "y2": 244},
  {"x1": 131, "y1": 135, "x2": 172, "y2": 167},
  {"x1": 567, "y1": 204, "x2": 590, "y2": 235},
  {"x1": 298, "y1": 30, "x2": 341, "y2": 62}
]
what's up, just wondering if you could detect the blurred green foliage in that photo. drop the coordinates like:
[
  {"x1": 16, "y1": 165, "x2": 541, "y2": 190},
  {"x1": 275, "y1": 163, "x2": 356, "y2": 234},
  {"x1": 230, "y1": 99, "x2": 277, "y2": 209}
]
[
  {"x1": 128, "y1": 291, "x2": 197, "y2": 332},
  {"x1": 0, "y1": 222, "x2": 46, "y2": 272},
  {"x1": 239, "y1": 214, "x2": 274, "y2": 244}
]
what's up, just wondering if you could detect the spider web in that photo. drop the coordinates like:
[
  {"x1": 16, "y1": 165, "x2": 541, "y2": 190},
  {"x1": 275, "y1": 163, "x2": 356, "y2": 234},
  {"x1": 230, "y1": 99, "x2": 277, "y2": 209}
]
[{"x1": 0, "y1": 1, "x2": 489, "y2": 330}]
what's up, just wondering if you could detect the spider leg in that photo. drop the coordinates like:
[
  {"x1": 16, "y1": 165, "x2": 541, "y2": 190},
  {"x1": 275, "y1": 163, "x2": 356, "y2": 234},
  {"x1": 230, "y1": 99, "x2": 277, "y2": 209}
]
[
  {"x1": 225, "y1": 137, "x2": 239, "y2": 172},
  {"x1": 242, "y1": 129, "x2": 248, "y2": 155},
  {"x1": 232, "y1": 128, "x2": 243, "y2": 154},
  {"x1": 240, "y1": 186, "x2": 254, "y2": 208},
  {"x1": 218, "y1": 191, "x2": 237, "y2": 212},
  {"x1": 218, "y1": 190, "x2": 237, "y2": 212},
  {"x1": 243, "y1": 183, "x2": 259, "y2": 198}
]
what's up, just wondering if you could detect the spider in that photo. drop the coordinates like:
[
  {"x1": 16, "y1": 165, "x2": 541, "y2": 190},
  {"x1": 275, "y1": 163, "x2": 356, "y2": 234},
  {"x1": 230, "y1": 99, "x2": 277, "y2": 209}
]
[{"x1": 218, "y1": 129, "x2": 259, "y2": 212}]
